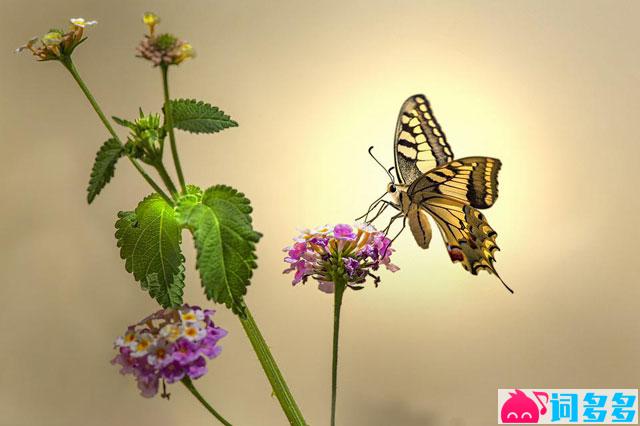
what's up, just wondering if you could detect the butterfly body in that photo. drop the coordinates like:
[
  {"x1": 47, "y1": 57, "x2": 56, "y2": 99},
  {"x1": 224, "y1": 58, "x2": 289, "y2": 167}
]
[{"x1": 369, "y1": 94, "x2": 512, "y2": 292}]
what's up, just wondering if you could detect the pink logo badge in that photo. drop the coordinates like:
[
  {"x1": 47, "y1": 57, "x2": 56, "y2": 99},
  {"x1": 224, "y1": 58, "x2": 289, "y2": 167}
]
[{"x1": 500, "y1": 389, "x2": 549, "y2": 423}]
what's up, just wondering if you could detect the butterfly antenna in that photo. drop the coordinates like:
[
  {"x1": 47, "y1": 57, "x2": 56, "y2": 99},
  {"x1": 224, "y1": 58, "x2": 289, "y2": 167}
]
[
  {"x1": 495, "y1": 272, "x2": 514, "y2": 294},
  {"x1": 368, "y1": 146, "x2": 395, "y2": 183}
]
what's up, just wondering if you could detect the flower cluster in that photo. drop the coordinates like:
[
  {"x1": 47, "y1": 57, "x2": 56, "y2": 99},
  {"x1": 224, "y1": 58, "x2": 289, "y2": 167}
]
[
  {"x1": 283, "y1": 223, "x2": 399, "y2": 293},
  {"x1": 136, "y1": 12, "x2": 195, "y2": 67},
  {"x1": 15, "y1": 18, "x2": 97, "y2": 61},
  {"x1": 117, "y1": 110, "x2": 165, "y2": 164},
  {"x1": 111, "y1": 305, "x2": 227, "y2": 398}
]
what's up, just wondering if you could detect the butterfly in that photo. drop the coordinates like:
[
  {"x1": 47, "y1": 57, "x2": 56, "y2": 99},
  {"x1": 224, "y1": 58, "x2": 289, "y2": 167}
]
[{"x1": 360, "y1": 94, "x2": 513, "y2": 293}]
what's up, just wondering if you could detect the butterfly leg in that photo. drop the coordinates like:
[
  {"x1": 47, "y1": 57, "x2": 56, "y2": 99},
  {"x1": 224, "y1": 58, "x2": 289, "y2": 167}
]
[
  {"x1": 366, "y1": 200, "x2": 401, "y2": 224},
  {"x1": 365, "y1": 201, "x2": 389, "y2": 223},
  {"x1": 381, "y1": 214, "x2": 407, "y2": 258},
  {"x1": 382, "y1": 211, "x2": 404, "y2": 234},
  {"x1": 389, "y1": 216, "x2": 407, "y2": 245},
  {"x1": 355, "y1": 192, "x2": 388, "y2": 221}
]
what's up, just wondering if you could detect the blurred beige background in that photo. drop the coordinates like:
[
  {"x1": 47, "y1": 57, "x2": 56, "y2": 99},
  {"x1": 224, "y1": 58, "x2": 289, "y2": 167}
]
[{"x1": 1, "y1": 0, "x2": 639, "y2": 425}]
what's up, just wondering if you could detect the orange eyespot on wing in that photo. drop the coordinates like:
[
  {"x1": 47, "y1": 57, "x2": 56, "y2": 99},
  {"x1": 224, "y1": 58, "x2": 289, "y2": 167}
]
[{"x1": 422, "y1": 195, "x2": 512, "y2": 292}]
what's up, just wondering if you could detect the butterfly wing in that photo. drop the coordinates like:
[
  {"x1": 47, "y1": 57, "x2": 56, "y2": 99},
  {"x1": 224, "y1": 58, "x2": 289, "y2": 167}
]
[
  {"x1": 409, "y1": 156, "x2": 501, "y2": 209},
  {"x1": 394, "y1": 94, "x2": 454, "y2": 185},
  {"x1": 420, "y1": 195, "x2": 512, "y2": 292},
  {"x1": 408, "y1": 203, "x2": 432, "y2": 249}
]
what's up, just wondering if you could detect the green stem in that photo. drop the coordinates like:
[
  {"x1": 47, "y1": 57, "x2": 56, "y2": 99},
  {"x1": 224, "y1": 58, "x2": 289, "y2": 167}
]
[
  {"x1": 161, "y1": 65, "x2": 186, "y2": 193},
  {"x1": 129, "y1": 160, "x2": 174, "y2": 205},
  {"x1": 331, "y1": 279, "x2": 346, "y2": 426},
  {"x1": 61, "y1": 57, "x2": 173, "y2": 205},
  {"x1": 181, "y1": 377, "x2": 233, "y2": 426},
  {"x1": 239, "y1": 306, "x2": 308, "y2": 426},
  {"x1": 61, "y1": 57, "x2": 119, "y2": 139},
  {"x1": 154, "y1": 161, "x2": 179, "y2": 198}
]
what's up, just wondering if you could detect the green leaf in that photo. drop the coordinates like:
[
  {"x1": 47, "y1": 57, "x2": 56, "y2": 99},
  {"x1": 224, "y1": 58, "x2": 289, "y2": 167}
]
[
  {"x1": 87, "y1": 138, "x2": 124, "y2": 204},
  {"x1": 112, "y1": 116, "x2": 135, "y2": 128},
  {"x1": 176, "y1": 185, "x2": 261, "y2": 314},
  {"x1": 115, "y1": 194, "x2": 185, "y2": 308},
  {"x1": 168, "y1": 99, "x2": 238, "y2": 134},
  {"x1": 146, "y1": 265, "x2": 185, "y2": 308}
]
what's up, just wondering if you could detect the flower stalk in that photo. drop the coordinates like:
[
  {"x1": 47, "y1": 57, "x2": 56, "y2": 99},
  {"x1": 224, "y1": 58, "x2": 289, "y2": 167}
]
[
  {"x1": 331, "y1": 277, "x2": 346, "y2": 426},
  {"x1": 161, "y1": 64, "x2": 186, "y2": 193},
  {"x1": 60, "y1": 57, "x2": 174, "y2": 204},
  {"x1": 181, "y1": 377, "x2": 233, "y2": 426},
  {"x1": 239, "y1": 307, "x2": 307, "y2": 426}
]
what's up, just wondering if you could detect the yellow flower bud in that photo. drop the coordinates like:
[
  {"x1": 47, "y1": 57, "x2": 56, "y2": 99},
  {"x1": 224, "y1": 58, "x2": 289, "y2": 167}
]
[
  {"x1": 143, "y1": 12, "x2": 160, "y2": 35},
  {"x1": 42, "y1": 31, "x2": 63, "y2": 46},
  {"x1": 175, "y1": 42, "x2": 195, "y2": 64}
]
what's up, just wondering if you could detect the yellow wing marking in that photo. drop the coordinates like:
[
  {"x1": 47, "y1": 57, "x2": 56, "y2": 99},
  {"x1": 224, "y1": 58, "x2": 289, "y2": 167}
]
[
  {"x1": 421, "y1": 195, "x2": 512, "y2": 292},
  {"x1": 394, "y1": 94, "x2": 454, "y2": 184},
  {"x1": 409, "y1": 157, "x2": 501, "y2": 210}
]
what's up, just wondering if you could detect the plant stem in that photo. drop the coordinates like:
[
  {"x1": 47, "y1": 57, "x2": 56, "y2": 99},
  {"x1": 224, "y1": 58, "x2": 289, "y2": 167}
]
[
  {"x1": 181, "y1": 377, "x2": 233, "y2": 426},
  {"x1": 331, "y1": 279, "x2": 346, "y2": 426},
  {"x1": 160, "y1": 65, "x2": 186, "y2": 193},
  {"x1": 239, "y1": 306, "x2": 308, "y2": 426},
  {"x1": 61, "y1": 57, "x2": 119, "y2": 140},
  {"x1": 61, "y1": 57, "x2": 173, "y2": 205},
  {"x1": 154, "y1": 161, "x2": 179, "y2": 198}
]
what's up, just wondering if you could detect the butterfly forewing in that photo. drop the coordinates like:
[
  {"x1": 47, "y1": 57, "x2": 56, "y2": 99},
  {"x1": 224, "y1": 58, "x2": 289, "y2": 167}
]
[{"x1": 394, "y1": 94, "x2": 454, "y2": 185}]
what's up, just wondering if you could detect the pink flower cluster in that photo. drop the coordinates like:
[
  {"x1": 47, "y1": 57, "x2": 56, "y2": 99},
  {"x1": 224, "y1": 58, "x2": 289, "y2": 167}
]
[
  {"x1": 111, "y1": 305, "x2": 226, "y2": 397},
  {"x1": 283, "y1": 223, "x2": 399, "y2": 293}
]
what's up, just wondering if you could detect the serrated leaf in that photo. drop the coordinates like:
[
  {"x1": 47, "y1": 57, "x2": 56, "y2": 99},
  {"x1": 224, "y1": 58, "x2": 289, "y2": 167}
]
[
  {"x1": 168, "y1": 99, "x2": 238, "y2": 134},
  {"x1": 146, "y1": 265, "x2": 185, "y2": 309},
  {"x1": 204, "y1": 185, "x2": 254, "y2": 219},
  {"x1": 115, "y1": 194, "x2": 184, "y2": 308},
  {"x1": 87, "y1": 138, "x2": 124, "y2": 204},
  {"x1": 176, "y1": 185, "x2": 261, "y2": 314}
]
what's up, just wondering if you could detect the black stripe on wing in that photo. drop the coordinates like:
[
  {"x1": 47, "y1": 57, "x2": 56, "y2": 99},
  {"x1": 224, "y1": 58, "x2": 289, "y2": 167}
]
[
  {"x1": 393, "y1": 94, "x2": 454, "y2": 185},
  {"x1": 408, "y1": 157, "x2": 501, "y2": 209}
]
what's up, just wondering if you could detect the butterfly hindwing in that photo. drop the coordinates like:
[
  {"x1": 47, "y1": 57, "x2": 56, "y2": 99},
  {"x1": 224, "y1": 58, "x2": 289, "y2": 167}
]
[
  {"x1": 394, "y1": 94, "x2": 454, "y2": 185},
  {"x1": 408, "y1": 156, "x2": 501, "y2": 209},
  {"x1": 421, "y1": 196, "x2": 500, "y2": 276},
  {"x1": 408, "y1": 203, "x2": 432, "y2": 249}
]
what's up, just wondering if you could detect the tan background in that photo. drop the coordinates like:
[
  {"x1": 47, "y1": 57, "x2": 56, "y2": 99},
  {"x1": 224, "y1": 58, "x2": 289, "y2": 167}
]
[{"x1": 1, "y1": 0, "x2": 639, "y2": 425}]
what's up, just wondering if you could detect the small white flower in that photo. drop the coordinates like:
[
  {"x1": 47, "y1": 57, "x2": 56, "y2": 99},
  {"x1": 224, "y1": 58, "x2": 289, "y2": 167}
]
[
  {"x1": 179, "y1": 307, "x2": 205, "y2": 324},
  {"x1": 159, "y1": 323, "x2": 182, "y2": 343},
  {"x1": 115, "y1": 330, "x2": 137, "y2": 348},
  {"x1": 147, "y1": 341, "x2": 170, "y2": 367},
  {"x1": 355, "y1": 222, "x2": 376, "y2": 233},
  {"x1": 295, "y1": 225, "x2": 331, "y2": 242},
  {"x1": 183, "y1": 323, "x2": 207, "y2": 342},
  {"x1": 70, "y1": 18, "x2": 98, "y2": 28},
  {"x1": 130, "y1": 333, "x2": 153, "y2": 358}
]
